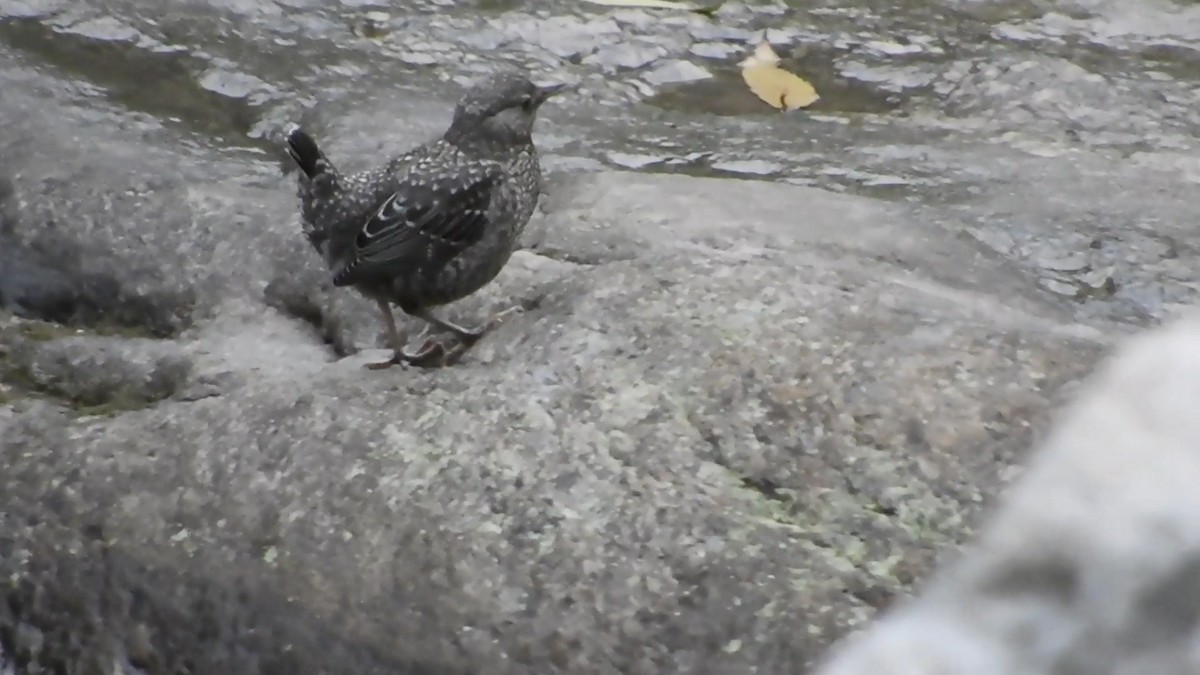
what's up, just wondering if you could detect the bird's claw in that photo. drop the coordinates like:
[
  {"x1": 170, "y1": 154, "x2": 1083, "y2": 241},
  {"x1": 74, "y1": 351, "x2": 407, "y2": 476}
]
[
  {"x1": 402, "y1": 334, "x2": 461, "y2": 368},
  {"x1": 364, "y1": 351, "x2": 409, "y2": 370},
  {"x1": 459, "y1": 305, "x2": 524, "y2": 345},
  {"x1": 367, "y1": 306, "x2": 524, "y2": 370},
  {"x1": 485, "y1": 305, "x2": 523, "y2": 332}
]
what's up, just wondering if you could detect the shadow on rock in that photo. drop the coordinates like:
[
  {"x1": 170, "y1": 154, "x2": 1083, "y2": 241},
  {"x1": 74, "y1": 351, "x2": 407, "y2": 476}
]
[
  {"x1": 0, "y1": 183, "x2": 194, "y2": 338},
  {"x1": 263, "y1": 257, "x2": 368, "y2": 360}
]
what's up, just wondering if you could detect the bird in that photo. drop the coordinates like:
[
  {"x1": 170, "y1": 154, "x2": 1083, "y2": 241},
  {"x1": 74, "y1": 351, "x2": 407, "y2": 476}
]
[{"x1": 284, "y1": 71, "x2": 564, "y2": 369}]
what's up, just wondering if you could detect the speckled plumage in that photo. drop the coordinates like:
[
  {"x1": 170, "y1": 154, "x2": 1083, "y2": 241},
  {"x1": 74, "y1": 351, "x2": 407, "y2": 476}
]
[{"x1": 285, "y1": 71, "x2": 562, "y2": 367}]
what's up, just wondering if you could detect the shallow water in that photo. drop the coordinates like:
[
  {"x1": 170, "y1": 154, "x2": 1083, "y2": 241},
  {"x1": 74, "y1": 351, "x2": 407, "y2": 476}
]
[{"x1": 3, "y1": 0, "x2": 1200, "y2": 323}]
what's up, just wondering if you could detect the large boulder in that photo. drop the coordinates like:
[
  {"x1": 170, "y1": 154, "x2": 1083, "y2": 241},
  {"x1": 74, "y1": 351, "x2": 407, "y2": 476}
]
[{"x1": 0, "y1": 80, "x2": 1112, "y2": 675}]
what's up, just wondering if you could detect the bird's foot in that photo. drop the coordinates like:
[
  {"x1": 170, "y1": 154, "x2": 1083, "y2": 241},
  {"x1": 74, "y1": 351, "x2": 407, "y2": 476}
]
[
  {"x1": 411, "y1": 324, "x2": 433, "y2": 344},
  {"x1": 395, "y1": 306, "x2": 524, "y2": 368},
  {"x1": 486, "y1": 304, "x2": 525, "y2": 331},
  {"x1": 458, "y1": 305, "x2": 524, "y2": 346},
  {"x1": 400, "y1": 333, "x2": 459, "y2": 368},
  {"x1": 364, "y1": 351, "x2": 409, "y2": 370}
]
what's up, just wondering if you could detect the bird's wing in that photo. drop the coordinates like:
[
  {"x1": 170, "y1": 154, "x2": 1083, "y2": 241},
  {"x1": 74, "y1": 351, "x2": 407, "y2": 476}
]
[{"x1": 333, "y1": 160, "x2": 502, "y2": 287}]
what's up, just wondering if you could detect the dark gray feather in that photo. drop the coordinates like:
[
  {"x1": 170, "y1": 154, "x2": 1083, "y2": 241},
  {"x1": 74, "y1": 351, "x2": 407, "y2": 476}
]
[{"x1": 332, "y1": 162, "x2": 501, "y2": 287}]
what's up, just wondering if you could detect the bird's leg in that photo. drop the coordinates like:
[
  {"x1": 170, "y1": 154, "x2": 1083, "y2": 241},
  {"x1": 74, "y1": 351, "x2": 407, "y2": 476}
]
[
  {"x1": 414, "y1": 306, "x2": 523, "y2": 345},
  {"x1": 365, "y1": 299, "x2": 410, "y2": 370},
  {"x1": 394, "y1": 306, "x2": 524, "y2": 368}
]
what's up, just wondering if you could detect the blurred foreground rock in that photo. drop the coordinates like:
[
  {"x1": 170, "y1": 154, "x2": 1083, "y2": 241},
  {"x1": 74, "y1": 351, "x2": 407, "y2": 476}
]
[{"x1": 818, "y1": 316, "x2": 1200, "y2": 675}]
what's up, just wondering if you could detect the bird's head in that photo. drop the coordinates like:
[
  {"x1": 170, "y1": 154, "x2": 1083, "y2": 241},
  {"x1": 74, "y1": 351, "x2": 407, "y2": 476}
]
[{"x1": 444, "y1": 71, "x2": 565, "y2": 147}]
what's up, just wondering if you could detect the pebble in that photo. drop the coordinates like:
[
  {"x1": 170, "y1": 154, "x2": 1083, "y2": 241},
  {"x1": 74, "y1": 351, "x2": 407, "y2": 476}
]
[
  {"x1": 58, "y1": 16, "x2": 141, "y2": 42},
  {"x1": 1041, "y1": 278, "x2": 1078, "y2": 297},
  {"x1": 838, "y1": 62, "x2": 938, "y2": 90},
  {"x1": 711, "y1": 159, "x2": 784, "y2": 176},
  {"x1": 642, "y1": 60, "x2": 712, "y2": 85},
  {"x1": 688, "y1": 22, "x2": 755, "y2": 42},
  {"x1": 1038, "y1": 252, "x2": 1090, "y2": 273},
  {"x1": 456, "y1": 27, "x2": 509, "y2": 51},
  {"x1": 1080, "y1": 268, "x2": 1118, "y2": 295},
  {"x1": 395, "y1": 51, "x2": 439, "y2": 66},
  {"x1": 763, "y1": 27, "x2": 800, "y2": 43},
  {"x1": 197, "y1": 68, "x2": 271, "y2": 100},
  {"x1": 354, "y1": 11, "x2": 392, "y2": 38},
  {"x1": 527, "y1": 16, "x2": 620, "y2": 60},
  {"x1": 690, "y1": 42, "x2": 741, "y2": 59},
  {"x1": 606, "y1": 152, "x2": 666, "y2": 169},
  {"x1": 860, "y1": 174, "x2": 911, "y2": 187},
  {"x1": 863, "y1": 40, "x2": 925, "y2": 56},
  {"x1": 609, "y1": 9, "x2": 657, "y2": 31},
  {"x1": 0, "y1": 0, "x2": 69, "y2": 18},
  {"x1": 584, "y1": 42, "x2": 668, "y2": 71}
]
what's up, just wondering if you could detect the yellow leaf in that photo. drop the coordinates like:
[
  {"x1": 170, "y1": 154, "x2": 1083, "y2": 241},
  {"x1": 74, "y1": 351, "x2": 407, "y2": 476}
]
[
  {"x1": 739, "y1": 40, "x2": 782, "y2": 68},
  {"x1": 739, "y1": 41, "x2": 819, "y2": 111},
  {"x1": 742, "y1": 66, "x2": 820, "y2": 110},
  {"x1": 581, "y1": 0, "x2": 721, "y2": 14}
]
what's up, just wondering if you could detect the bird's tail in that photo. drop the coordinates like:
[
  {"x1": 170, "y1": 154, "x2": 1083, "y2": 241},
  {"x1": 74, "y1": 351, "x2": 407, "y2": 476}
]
[{"x1": 285, "y1": 125, "x2": 338, "y2": 181}]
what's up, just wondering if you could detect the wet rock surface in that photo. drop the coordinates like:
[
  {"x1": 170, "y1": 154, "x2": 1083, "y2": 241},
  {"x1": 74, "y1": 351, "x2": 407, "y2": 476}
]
[
  {"x1": 1, "y1": 163, "x2": 1107, "y2": 672},
  {"x1": 0, "y1": 0, "x2": 1198, "y2": 672}
]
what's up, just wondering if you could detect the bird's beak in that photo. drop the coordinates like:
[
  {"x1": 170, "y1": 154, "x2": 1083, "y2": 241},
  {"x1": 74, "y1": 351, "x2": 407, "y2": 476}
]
[{"x1": 535, "y1": 82, "x2": 569, "y2": 103}]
